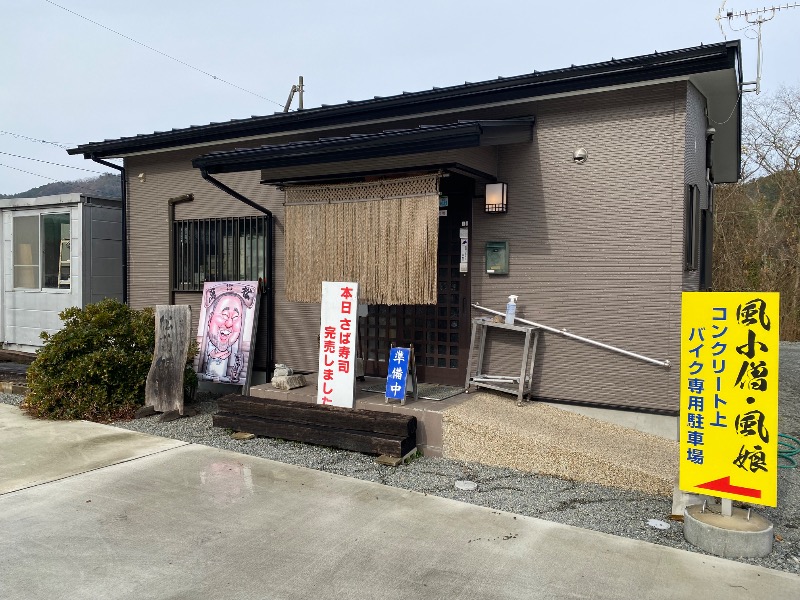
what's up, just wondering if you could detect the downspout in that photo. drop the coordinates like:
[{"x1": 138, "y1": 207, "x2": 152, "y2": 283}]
[
  {"x1": 702, "y1": 130, "x2": 715, "y2": 291},
  {"x1": 90, "y1": 155, "x2": 127, "y2": 305},
  {"x1": 200, "y1": 168, "x2": 275, "y2": 378},
  {"x1": 168, "y1": 194, "x2": 194, "y2": 306}
]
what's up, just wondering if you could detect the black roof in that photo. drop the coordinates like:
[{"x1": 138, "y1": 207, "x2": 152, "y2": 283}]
[
  {"x1": 69, "y1": 41, "x2": 740, "y2": 159},
  {"x1": 193, "y1": 120, "x2": 534, "y2": 174}
]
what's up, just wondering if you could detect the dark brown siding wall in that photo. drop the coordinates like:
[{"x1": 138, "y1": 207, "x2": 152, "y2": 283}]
[
  {"x1": 126, "y1": 146, "x2": 275, "y2": 370},
  {"x1": 470, "y1": 82, "x2": 689, "y2": 411},
  {"x1": 127, "y1": 81, "x2": 700, "y2": 409},
  {"x1": 126, "y1": 146, "x2": 267, "y2": 310},
  {"x1": 269, "y1": 185, "x2": 318, "y2": 372}
]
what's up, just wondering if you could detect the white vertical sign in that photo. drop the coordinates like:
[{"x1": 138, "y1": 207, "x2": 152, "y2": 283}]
[{"x1": 317, "y1": 281, "x2": 359, "y2": 408}]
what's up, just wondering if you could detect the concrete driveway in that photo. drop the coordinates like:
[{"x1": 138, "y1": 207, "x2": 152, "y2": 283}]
[{"x1": 1, "y1": 404, "x2": 798, "y2": 600}]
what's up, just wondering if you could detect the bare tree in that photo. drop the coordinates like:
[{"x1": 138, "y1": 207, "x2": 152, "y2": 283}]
[
  {"x1": 741, "y1": 86, "x2": 800, "y2": 179},
  {"x1": 714, "y1": 86, "x2": 800, "y2": 340}
]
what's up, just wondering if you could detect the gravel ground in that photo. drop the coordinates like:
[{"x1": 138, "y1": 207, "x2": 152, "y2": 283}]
[
  {"x1": 3, "y1": 341, "x2": 799, "y2": 575},
  {"x1": 444, "y1": 394, "x2": 679, "y2": 496}
]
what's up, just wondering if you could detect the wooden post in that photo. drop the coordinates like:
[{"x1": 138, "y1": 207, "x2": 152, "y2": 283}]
[{"x1": 146, "y1": 305, "x2": 192, "y2": 414}]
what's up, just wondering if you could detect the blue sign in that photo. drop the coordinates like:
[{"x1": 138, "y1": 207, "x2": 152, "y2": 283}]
[{"x1": 385, "y1": 347, "x2": 411, "y2": 400}]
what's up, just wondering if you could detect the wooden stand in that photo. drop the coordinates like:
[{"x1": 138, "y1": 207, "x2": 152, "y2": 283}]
[{"x1": 465, "y1": 318, "x2": 539, "y2": 406}]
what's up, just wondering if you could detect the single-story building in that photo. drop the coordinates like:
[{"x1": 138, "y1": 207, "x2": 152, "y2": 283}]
[
  {"x1": 68, "y1": 40, "x2": 743, "y2": 413},
  {"x1": 0, "y1": 193, "x2": 123, "y2": 352}
]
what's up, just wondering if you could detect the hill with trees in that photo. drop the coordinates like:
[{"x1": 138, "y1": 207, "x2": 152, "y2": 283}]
[{"x1": 0, "y1": 173, "x2": 121, "y2": 199}]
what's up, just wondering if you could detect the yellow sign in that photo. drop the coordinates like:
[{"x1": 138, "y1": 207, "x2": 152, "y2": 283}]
[{"x1": 680, "y1": 292, "x2": 779, "y2": 506}]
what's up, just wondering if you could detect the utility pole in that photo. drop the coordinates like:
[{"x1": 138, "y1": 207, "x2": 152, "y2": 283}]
[
  {"x1": 283, "y1": 76, "x2": 304, "y2": 112},
  {"x1": 716, "y1": 2, "x2": 799, "y2": 94}
]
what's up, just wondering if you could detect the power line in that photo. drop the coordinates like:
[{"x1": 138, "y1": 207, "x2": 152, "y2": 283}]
[
  {"x1": 0, "y1": 130, "x2": 71, "y2": 149},
  {"x1": 0, "y1": 162, "x2": 58, "y2": 181},
  {"x1": 43, "y1": 0, "x2": 285, "y2": 108},
  {"x1": 709, "y1": 92, "x2": 742, "y2": 126},
  {"x1": 0, "y1": 151, "x2": 106, "y2": 174}
]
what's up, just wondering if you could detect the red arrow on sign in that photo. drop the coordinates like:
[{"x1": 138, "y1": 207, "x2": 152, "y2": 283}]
[{"x1": 695, "y1": 476, "x2": 761, "y2": 499}]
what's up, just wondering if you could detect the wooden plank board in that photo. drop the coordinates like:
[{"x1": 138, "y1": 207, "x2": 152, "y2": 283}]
[
  {"x1": 213, "y1": 412, "x2": 416, "y2": 458},
  {"x1": 146, "y1": 305, "x2": 192, "y2": 414},
  {"x1": 217, "y1": 394, "x2": 416, "y2": 438}
]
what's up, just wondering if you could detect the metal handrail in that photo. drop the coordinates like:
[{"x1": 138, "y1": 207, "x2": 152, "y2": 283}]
[{"x1": 471, "y1": 304, "x2": 671, "y2": 369}]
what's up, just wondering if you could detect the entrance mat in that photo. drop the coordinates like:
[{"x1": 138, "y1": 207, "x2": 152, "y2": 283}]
[{"x1": 361, "y1": 382, "x2": 465, "y2": 401}]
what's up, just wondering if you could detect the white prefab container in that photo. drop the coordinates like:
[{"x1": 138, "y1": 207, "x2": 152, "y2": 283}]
[{"x1": 0, "y1": 194, "x2": 123, "y2": 353}]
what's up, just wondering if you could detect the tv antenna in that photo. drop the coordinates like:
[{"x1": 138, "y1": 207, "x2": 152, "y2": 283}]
[
  {"x1": 284, "y1": 76, "x2": 304, "y2": 112},
  {"x1": 716, "y1": 2, "x2": 799, "y2": 94}
]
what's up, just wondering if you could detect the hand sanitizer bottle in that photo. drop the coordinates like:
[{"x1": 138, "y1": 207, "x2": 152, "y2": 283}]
[{"x1": 505, "y1": 295, "x2": 518, "y2": 325}]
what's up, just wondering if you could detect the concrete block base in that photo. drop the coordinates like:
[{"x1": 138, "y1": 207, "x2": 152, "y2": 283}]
[
  {"x1": 271, "y1": 374, "x2": 307, "y2": 390},
  {"x1": 671, "y1": 481, "x2": 711, "y2": 517},
  {"x1": 684, "y1": 503, "x2": 773, "y2": 558}
]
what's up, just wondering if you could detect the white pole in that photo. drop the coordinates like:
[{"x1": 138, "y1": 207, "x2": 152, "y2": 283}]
[{"x1": 471, "y1": 303, "x2": 671, "y2": 369}]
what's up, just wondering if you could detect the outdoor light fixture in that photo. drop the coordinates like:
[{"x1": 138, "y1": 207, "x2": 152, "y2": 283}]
[{"x1": 485, "y1": 182, "x2": 507, "y2": 213}]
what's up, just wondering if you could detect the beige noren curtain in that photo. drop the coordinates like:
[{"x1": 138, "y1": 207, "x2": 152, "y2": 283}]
[{"x1": 284, "y1": 174, "x2": 440, "y2": 304}]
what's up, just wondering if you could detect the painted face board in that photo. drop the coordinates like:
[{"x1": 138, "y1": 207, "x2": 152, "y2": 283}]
[{"x1": 194, "y1": 281, "x2": 259, "y2": 384}]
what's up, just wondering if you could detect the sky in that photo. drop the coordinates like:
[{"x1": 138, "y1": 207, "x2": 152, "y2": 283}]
[{"x1": 1, "y1": 0, "x2": 799, "y2": 194}]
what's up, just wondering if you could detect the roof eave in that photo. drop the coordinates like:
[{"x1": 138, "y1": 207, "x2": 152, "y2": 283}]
[
  {"x1": 688, "y1": 41, "x2": 742, "y2": 183},
  {"x1": 69, "y1": 42, "x2": 738, "y2": 159}
]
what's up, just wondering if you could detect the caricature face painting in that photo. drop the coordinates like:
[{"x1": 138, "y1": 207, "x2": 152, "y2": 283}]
[
  {"x1": 195, "y1": 281, "x2": 259, "y2": 384},
  {"x1": 208, "y1": 294, "x2": 243, "y2": 356}
]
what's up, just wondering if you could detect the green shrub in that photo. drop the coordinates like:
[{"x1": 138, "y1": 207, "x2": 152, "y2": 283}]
[{"x1": 24, "y1": 299, "x2": 195, "y2": 422}]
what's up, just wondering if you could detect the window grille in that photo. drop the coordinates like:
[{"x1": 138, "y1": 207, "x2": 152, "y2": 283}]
[
  {"x1": 173, "y1": 216, "x2": 268, "y2": 291},
  {"x1": 684, "y1": 184, "x2": 700, "y2": 272}
]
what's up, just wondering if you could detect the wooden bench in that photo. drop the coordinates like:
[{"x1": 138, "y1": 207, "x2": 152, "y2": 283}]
[{"x1": 213, "y1": 394, "x2": 417, "y2": 458}]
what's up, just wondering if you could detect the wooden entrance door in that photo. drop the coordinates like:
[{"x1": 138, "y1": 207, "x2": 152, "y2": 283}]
[{"x1": 362, "y1": 175, "x2": 473, "y2": 386}]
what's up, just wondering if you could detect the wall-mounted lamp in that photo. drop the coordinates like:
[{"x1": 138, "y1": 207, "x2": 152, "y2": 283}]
[
  {"x1": 137, "y1": 172, "x2": 146, "y2": 183},
  {"x1": 572, "y1": 148, "x2": 588, "y2": 164},
  {"x1": 485, "y1": 182, "x2": 508, "y2": 213}
]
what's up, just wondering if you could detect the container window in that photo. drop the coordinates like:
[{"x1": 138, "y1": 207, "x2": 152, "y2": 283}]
[{"x1": 13, "y1": 216, "x2": 40, "y2": 289}]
